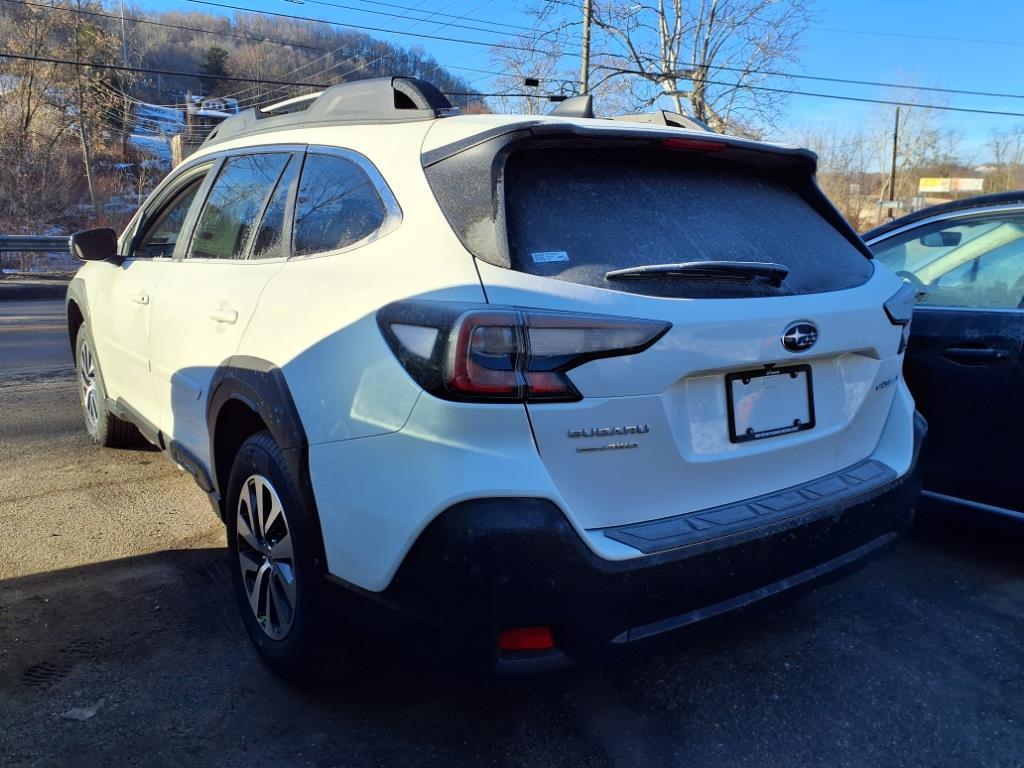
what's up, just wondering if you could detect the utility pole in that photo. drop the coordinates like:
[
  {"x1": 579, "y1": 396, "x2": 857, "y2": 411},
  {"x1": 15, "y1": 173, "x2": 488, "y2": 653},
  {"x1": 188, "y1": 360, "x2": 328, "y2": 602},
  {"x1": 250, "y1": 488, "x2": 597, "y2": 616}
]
[
  {"x1": 119, "y1": 0, "x2": 131, "y2": 159},
  {"x1": 74, "y1": 0, "x2": 97, "y2": 214},
  {"x1": 887, "y1": 106, "x2": 900, "y2": 219},
  {"x1": 580, "y1": 0, "x2": 592, "y2": 94}
]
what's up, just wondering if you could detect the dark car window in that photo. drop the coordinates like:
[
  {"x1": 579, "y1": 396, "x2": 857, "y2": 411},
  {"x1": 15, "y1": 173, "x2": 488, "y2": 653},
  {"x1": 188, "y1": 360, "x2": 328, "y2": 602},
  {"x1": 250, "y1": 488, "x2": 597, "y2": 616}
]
[
  {"x1": 190, "y1": 153, "x2": 290, "y2": 260},
  {"x1": 133, "y1": 177, "x2": 204, "y2": 259},
  {"x1": 292, "y1": 154, "x2": 387, "y2": 257},
  {"x1": 500, "y1": 146, "x2": 872, "y2": 299},
  {"x1": 250, "y1": 156, "x2": 299, "y2": 260},
  {"x1": 873, "y1": 213, "x2": 1024, "y2": 309}
]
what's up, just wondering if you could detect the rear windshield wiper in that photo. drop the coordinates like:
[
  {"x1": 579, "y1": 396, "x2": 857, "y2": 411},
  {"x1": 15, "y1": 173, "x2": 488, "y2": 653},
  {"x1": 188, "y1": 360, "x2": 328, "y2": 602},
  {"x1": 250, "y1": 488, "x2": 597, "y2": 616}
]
[{"x1": 605, "y1": 261, "x2": 790, "y2": 286}]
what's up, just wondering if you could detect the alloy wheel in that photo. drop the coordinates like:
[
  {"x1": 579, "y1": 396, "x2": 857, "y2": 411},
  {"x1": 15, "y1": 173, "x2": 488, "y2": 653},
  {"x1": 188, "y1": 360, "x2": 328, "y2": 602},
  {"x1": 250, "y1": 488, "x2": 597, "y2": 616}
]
[
  {"x1": 77, "y1": 337, "x2": 100, "y2": 429},
  {"x1": 236, "y1": 474, "x2": 297, "y2": 640}
]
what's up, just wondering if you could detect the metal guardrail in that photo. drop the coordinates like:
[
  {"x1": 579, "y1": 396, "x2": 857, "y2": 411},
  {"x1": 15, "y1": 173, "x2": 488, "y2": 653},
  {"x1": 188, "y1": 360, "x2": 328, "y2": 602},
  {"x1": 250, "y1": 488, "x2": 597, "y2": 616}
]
[{"x1": 0, "y1": 235, "x2": 71, "y2": 253}]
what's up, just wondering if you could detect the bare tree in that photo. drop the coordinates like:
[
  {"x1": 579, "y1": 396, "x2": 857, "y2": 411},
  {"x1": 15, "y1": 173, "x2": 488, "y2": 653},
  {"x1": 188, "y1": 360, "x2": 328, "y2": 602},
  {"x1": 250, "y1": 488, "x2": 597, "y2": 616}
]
[
  {"x1": 495, "y1": 0, "x2": 813, "y2": 135},
  {"x1": 868, "y1": 99, "x2": 959, "y2": 206},
  {"x1": 798, "y1": 128, "x2": 874, "y2": 231},
  {"x1": 987, "y1": 126, "x2": 1024, "y2": 193}
]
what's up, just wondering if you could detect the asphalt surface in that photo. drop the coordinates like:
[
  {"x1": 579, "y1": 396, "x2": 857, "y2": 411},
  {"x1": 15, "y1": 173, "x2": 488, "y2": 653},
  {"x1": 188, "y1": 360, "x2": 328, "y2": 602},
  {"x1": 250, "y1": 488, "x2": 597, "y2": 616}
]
[
  {"x1": 1, "y1": 300, "x2": 1023, "y2": 768},
  {"x1": 0, "y1": 300, "x2": 70, "y2": 379}
]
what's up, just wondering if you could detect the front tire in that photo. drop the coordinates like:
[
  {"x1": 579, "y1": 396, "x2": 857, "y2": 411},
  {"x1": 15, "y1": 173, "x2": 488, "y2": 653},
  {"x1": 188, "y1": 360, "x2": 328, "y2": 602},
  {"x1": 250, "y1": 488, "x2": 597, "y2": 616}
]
[
  {"x1": 226, "y1": 430, "x2": 328, "y2": 677},
  {"x1": 75, "y1": 324, "x2": 140, "y2": 447}
]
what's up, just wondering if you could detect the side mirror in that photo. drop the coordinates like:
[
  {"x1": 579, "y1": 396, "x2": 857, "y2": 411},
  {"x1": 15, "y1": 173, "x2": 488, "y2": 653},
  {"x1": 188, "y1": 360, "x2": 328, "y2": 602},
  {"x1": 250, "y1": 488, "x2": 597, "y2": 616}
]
[
  {"x1": 70, "y1": 227, "x2": 119, "y2": 262},
  {"x1": 919, "y1": 230, "x2": 961, "y2": 248}
]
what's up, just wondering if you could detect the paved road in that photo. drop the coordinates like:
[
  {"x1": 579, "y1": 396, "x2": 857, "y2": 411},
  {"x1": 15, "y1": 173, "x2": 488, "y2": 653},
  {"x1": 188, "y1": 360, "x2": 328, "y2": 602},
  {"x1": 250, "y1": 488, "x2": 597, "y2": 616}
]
[
  {"x1": 1, "y1": 310, "x2": 1022, "y2": 768},
  {"x1": 0, "y1": 299, "x2": 70, "y2": 378}
]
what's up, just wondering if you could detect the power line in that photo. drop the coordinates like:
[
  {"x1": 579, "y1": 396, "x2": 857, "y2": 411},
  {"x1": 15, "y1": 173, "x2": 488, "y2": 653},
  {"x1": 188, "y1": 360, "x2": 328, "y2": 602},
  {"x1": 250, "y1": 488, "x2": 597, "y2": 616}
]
[
  {"x1": 287, "y1": 0, "x2": 517, "y2": 40},
  {"x1": 0, "y1": 51, "x2": 335, "y2": 87},
  {"x1": 0, "y1": 51, "x2": 513, "y2": 99},
  {"x1": 7, "y1": 51, "x2": 1024, "y2": 119},
  {"x1": 184, "y1": 0, "x2": 562, "y2": 56},
  {"x1": 12, "y1": 0, "x2": 1018, "y2": 105},
  {"x1": 182, "y1": 0, "x2": 1024, "y2": 103},
  {"x1": 0, "y1": 0, "x2": 329, "y2": 52},
  {"x1": 217, "y1": 0, "x2": 454, "y2": 106},
  {"x1": 697, "y1": 78, "x2": 1024, "y2": 118},
  {"x1": 594, "y1": 64, "x2": 1024, "y2": 102},
  {"x1": 336, "y1": 0, "x2": 531, "y2": 34}
]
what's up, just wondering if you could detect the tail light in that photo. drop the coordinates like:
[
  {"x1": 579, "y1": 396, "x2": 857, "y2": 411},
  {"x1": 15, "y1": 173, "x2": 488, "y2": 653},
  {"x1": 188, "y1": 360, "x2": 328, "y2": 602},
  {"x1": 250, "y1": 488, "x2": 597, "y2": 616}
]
[
  {"x1": 883, "y1": 282, "x2": 916, "y2": 354},
  {"x1": 377, "y1": 301, "x2": 670, "y2": 403},
  {"x1": 662, "y1": 137, "x2": 727, "y2": 152}
]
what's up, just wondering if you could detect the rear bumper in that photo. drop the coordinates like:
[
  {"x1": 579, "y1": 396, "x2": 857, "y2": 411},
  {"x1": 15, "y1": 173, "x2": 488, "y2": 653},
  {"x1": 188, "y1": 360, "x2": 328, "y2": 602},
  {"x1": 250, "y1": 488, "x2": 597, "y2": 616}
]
[{"x1": 380, "y1": 411, "x2": 927, "y2": 671}]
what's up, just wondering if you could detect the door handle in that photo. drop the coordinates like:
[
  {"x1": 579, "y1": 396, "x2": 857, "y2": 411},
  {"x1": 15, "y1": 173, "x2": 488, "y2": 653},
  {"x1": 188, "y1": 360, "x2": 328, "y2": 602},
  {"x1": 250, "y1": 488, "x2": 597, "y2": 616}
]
[
  {"x1": 209, "y1": 307, "x2": 238, "y2": 325},
  {"x1": 131, "y1": 291, "x2": 149, "y2": 305},
  {"x1": 942, "y1": 346, "x2": 1010, "y2": 364}
]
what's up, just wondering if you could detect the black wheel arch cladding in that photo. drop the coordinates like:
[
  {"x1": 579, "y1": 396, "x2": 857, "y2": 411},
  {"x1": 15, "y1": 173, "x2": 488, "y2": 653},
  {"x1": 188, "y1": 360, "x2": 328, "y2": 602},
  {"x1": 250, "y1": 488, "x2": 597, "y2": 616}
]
[
  {"x1": 206, "y1": 356, "x2": 314, "y2": 523},
  {"x1": 65, "y1": 278, "x2": 90, "y2": 360}
]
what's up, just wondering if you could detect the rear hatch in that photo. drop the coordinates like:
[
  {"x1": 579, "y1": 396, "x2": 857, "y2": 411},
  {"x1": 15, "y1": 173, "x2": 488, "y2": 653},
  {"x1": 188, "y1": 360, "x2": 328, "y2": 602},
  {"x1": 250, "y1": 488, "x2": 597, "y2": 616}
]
[{"x1": 423, "y1": 122, "x2": 907, "y2": 530}]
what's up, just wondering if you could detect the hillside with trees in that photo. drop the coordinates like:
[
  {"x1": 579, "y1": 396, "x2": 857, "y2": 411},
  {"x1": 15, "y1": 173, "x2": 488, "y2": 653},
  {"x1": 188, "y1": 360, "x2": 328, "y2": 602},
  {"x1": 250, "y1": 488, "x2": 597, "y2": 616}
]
[{"x1": 0, "y1": 0, "x2": 477, "y2": 238}]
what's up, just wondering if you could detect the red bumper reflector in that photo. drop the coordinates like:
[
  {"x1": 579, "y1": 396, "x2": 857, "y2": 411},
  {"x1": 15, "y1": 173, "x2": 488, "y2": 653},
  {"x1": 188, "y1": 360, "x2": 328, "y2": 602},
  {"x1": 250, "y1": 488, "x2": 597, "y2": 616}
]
[{"x1": 498, "y1": 626, "x2": 555, "y2": 651}]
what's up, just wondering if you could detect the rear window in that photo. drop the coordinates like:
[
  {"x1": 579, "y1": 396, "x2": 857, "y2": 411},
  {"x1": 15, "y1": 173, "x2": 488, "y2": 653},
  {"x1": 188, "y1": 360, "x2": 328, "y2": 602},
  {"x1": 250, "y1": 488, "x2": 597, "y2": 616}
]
[{"x1": 502, "y1": 146, "x2": 872, "y2": 299}]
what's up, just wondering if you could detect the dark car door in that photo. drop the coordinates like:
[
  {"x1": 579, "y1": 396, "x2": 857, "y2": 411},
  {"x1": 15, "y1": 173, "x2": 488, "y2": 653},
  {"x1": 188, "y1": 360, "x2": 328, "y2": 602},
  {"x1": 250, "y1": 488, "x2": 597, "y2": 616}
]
[{"x1": 869, "y1": 208, "x2": 1024, "y2": 517}]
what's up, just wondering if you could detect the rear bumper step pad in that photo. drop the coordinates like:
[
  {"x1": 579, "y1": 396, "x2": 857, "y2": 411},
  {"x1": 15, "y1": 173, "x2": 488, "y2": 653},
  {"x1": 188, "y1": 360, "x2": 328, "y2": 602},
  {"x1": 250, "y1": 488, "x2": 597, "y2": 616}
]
[{"x1": 604, "y1": 459, "x2": 896, "y2": 555}]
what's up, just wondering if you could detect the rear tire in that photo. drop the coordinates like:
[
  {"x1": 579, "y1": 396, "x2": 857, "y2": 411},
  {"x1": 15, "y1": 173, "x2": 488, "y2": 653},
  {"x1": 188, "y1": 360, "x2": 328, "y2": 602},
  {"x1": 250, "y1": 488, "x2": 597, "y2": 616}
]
[
  {"x1": 226, "y1": 430, "x2": 329, "y2": 678},
  {"x1": 75, "y1": 324, "x2": 140, "y2": 447}
]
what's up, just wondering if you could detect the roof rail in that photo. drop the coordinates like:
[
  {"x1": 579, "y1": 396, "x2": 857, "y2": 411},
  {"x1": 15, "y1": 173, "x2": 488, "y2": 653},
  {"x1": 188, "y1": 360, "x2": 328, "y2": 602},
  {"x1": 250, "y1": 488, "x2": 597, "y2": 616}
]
[
  {"x1": 261, "y1": 92, "x2": 324, "y2": 115},
  {"x1": 200, "y1": 76, "x2": 457, "y2": 149}
]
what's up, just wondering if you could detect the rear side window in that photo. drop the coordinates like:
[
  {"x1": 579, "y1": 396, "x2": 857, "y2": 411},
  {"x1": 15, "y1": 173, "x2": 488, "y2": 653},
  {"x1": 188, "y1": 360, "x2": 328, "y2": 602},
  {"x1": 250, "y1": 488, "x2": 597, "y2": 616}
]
[
  {"x1": 502, "y1": 146, "x2": 873, "y2": 299},
  {"x1": 292, "y1": 154, "x2": 387, "y2": 257},
  {"x1": 190, "y1": 153, "x2": 290, "y2": 260},
  {"x1": 250, "y1": 157, "x2": 299, "y2": 260}
]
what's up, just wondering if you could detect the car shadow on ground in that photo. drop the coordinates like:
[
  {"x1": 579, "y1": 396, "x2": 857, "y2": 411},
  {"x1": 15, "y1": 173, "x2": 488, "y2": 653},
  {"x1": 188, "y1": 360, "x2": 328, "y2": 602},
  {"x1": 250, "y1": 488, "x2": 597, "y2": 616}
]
[{"x1": 1, "y1": 515, "x2": 1022, "y2": 768}]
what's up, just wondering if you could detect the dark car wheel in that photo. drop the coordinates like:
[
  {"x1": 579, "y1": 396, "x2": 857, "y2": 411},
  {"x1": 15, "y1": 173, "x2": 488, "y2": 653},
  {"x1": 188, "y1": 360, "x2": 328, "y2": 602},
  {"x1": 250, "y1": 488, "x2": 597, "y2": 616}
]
[
  {"x1": 226, "y1": 430, "x2": 329, "y2": 677},
  {"x1": 75, "y1": 324, "x2": 140, "y2": 447}
]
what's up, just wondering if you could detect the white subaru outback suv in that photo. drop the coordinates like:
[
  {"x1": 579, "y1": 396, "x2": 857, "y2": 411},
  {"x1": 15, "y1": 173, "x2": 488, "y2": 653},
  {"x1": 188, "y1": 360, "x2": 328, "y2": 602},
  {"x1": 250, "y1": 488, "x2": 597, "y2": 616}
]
[{"x1": 66, "y1": 77, "x2": 925, "y2": 674}]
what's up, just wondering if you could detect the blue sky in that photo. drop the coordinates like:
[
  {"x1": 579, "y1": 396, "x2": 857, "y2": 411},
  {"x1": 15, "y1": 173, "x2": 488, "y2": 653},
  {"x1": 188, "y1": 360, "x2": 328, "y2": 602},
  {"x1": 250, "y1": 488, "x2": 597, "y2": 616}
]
[{"x1": 141, "y1": 0, "x2": 1024, "y2": 161}]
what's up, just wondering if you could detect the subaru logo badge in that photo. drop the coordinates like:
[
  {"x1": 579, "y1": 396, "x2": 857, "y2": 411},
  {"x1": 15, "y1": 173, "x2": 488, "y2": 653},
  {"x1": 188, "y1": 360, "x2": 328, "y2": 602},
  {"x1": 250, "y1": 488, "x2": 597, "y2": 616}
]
[{"x1": 782, "y1": 322, "x2": 818, "y2": 352}]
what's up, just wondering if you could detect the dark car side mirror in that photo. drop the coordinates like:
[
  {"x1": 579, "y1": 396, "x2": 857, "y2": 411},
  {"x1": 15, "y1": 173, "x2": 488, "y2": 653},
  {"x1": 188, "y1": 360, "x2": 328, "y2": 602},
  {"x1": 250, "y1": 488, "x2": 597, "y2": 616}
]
[
  {"x1": 919, "y1": 230, "x2": 961, "y2": 248},
  {"x1": 70, "y1": 227, "x2": 119, "y2": 262}
]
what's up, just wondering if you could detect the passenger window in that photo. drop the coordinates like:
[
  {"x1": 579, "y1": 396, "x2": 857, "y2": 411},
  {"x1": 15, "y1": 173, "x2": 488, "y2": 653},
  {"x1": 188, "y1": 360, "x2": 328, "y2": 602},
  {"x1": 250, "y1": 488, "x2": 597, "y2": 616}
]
[
  {"x1": 292, "y1": 154, "x2": 388, "y2": 257},
  {"x1": 873, "y1": 214, "x2": 1024, "y2": 310},
  {"x1": 190, "y1": 154, "x2": 290, "y2": 260},
  {"x1": 250, "y1": 157, "x2": 299, "y2": 260},
  {"x1": 133, "y1": 177, "x2": 204, "y2": 259}
]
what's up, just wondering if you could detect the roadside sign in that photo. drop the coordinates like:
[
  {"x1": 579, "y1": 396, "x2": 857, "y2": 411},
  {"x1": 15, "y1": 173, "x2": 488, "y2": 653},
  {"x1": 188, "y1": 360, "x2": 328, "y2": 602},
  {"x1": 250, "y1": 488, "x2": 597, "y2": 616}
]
[
  {"x1": 918, "y1": 177, "x2": 984, "y2": 193},
  {"x1": 879, "y1": 200, "x2": 903, "y2": 210},
  {"x1": 952, "y1": 178, "x2": 984, "y2": 192},
  {"x1": 919, "y1": 178, "x2": 951, "y2": 193}
]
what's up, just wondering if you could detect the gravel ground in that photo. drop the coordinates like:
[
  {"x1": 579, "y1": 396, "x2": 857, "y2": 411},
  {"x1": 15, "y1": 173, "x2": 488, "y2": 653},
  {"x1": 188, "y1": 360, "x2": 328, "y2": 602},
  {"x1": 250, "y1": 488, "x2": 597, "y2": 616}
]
[{"x1": 1, "y1": 317, "x2": 1022, "y2": 768}]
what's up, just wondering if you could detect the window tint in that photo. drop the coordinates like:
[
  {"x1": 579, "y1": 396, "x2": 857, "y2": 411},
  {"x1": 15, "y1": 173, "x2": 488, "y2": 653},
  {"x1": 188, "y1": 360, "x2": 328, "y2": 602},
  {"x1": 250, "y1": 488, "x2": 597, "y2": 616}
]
[
  {"x1": 501, "y1": 146, "x2": 872, "y2": 299},
  {"x1": 292, "y1": 154, "x2": 387, "y2": 257},
  {"x1": 873, "y1": 214, "x2": 1024, "y2": 309},
  {"x1": 250, "y1": 156, "x2": 299, "y2": 260},
  {"x1": 190, "y1": 154, "x2": 290, "y2": 260},
  {"x1": 134, "y1": 177, "x2": 203, "y2": 259}
]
